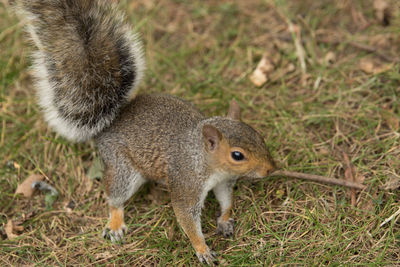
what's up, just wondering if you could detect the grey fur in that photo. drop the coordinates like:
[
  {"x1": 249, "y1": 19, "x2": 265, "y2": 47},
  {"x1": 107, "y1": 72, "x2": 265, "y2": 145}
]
[
  {"x1": 16, "y1": 0, "x2": 145, "y2": 141},
  {"x1": 96, "y1": 94, "x2": 275, "y2": 264},
  {"x1": 15, "y1": 1, "x2": 276, "y2": 264}
]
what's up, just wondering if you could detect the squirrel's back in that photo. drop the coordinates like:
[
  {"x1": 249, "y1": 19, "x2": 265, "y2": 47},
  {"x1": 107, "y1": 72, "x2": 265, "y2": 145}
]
[
  {"x1": 96, "y1": 93, "x2": 204, "y2": 182},
  {"x1": 17, "y1": 0, "x2": 145, "y2": 141}
]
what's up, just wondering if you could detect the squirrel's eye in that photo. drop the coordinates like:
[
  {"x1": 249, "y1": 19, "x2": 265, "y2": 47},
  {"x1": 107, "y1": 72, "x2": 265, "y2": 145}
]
[{"x1": 231, "y1": 151, "x2": 245, "y2": 161}]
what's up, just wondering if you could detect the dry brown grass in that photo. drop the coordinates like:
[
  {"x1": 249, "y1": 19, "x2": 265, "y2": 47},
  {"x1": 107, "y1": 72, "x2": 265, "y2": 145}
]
[{"x1": 1, "y1": 0, "x2": 399, "y2": 265}]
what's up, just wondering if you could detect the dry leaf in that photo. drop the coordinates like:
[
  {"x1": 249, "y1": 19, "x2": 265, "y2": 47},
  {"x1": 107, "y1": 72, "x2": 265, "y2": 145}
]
[
  {"x1": 285, "y1": 63, "x2": 296, "y2": 73},
  {"x1": 13, "y1": 162, "x2": 21, "y2": 170},
  {"x1": 373, "y1": 0, "x2": 390, "y2": 26},
  {"x1": 359, "y1": 58, "x2": 375, "y2": 73},
  {"x1": 374, "y1": 64, "x2": 392, "y2": 74},
  {"x1": 249, "y1": 52, "x2": 277, "y2": 87},
  {"x1": 381, "y1": 175, "x2": 400, "y2": 190},
  {"x1": 140, "y1": 0, "x2": 155, "y2": 10},
  {"x1": 359, "y1": 58, "x2": 392, "y2": 74},
  {"x1": 4, "y1": 221, "x2": 17, "y2": 239},
  {"x1": 5, "y1": 220, "x2": 23, "y2": 240},
  {"x1": 380, "y1": 109, "x2": 400, "y2": 131},
  {"x1": 6, "y1": 161, "x2": 20, "y2": 171},
  {"x1": 324, "y1": 51, "x2": 336, "y2": 65},
  {"x1": 15, "y1": 174, "x2": 44, "y2": 198}
]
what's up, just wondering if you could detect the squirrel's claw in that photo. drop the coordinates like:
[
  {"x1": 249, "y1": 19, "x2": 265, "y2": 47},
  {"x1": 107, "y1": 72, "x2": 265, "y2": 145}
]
[
  {"x1": 216, "y1": 218, "x2": 234, "y2": 238},
  {"x1": 196, "y1": 250, "x2": 218, "y2": 265},
  {"x1": 102, "y1": 224, "x2": 127, "y2": 243}
]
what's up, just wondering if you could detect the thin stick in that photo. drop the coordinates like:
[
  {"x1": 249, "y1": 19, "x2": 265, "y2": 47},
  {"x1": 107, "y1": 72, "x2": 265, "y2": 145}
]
[
  {"x1": 347, "y1": 41, "x2": 396, "y2": 63},
  {"x1": 271, "y1": 170, "x2": 367, "y2": 190}
]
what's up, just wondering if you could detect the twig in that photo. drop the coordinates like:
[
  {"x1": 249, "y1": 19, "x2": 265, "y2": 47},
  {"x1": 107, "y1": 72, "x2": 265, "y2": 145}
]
[
  {"x1": 321, "y1": 38, "x2": 398, "y2": 63},
  {"x1": 271, "y1": 170, "x2": 367, "y2": 190},
  {"x1": 347, "y1": 41, "x2": 395, "y2": 62}
]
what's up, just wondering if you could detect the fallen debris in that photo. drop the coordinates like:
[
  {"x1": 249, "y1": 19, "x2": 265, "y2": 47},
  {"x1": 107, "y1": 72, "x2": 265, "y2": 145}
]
[
  {"x1": 249, "y1": 52, "x2": 277, "y2": 87},
  {"x1": 359, "y1": 58, "x2": 392, "y2": 74},
  {"x1": 272, "y1": 170, "x2": 366, "y2": 190},
  {"x1": 4, "y1": 219, "x2": 24, "y2": 240},
  {"x1": 15, "y1": 174, "x2": 44, "y2": 198},
  {"x1": 373, "y1": 0, "x2": 391, "y2": 26},
  {"x1": 324, "y1": 51, "x2": 336, "y2": 65}
]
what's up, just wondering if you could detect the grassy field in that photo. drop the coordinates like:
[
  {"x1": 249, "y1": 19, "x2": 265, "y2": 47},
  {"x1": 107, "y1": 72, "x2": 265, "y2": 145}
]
[{"x1": 1, "y1": 0, "x2": 399, "y2": 265}]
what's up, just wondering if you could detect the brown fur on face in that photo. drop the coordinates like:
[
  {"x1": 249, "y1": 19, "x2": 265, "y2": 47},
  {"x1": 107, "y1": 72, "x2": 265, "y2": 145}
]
[
  {"x1": 207, "y1": 136, "x2": 274, "y2": 177},
  {"x1": 202, "y1": 118, "x2": 276, "y2": 178}
]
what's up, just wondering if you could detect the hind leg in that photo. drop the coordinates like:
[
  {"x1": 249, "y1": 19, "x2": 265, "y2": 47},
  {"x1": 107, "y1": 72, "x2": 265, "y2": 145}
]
[{"x1": 102, "y1": 164, "x2": 147, "y2": 243}]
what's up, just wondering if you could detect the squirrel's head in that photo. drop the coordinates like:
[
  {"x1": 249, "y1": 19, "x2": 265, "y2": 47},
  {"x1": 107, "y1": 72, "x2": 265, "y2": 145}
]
[{"x1": 202, "y1": 100, "x2": 276, "y2": 179}]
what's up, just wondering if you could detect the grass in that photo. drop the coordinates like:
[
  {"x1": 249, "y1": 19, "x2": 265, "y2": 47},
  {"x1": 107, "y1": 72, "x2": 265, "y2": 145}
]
[{"x1": 1, "y1": 0, "x2": 399, "y2": 265}]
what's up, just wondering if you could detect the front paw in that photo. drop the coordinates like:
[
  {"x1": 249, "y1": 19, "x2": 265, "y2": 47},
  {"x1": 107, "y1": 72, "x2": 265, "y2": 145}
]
[
  {"x1": 216, "y1": 218, "x2": 234, "y2": 237},
  {"x1": 196, "y1": 250, "x2": 218, "y2": 265},
  {"x1": 102, "y1": 224, "x2": 127, "y2": 243}
]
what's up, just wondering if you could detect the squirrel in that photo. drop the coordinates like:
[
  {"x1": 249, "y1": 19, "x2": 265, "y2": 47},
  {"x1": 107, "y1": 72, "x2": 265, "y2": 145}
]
[{"x1": 16, "y1": 0, "x2": 276, "y2": 264}]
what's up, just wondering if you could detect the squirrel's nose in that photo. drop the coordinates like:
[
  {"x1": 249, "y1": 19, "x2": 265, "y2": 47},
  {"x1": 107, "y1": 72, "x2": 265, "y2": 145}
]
[
  {"x1": 257, "y1": 163, "x2": 276, "y2": 178},
  {"x1": 264, "y1": 167, "x2": 275, "y2": 177},
  {"x1": 264, "y1": 161, "x2": 277, "y2": 176}
]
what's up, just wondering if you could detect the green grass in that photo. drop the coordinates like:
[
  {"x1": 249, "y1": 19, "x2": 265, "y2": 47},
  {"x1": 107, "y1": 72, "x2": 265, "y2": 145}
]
[{"x1": 1, "y1": 0, "x2": 399, "y2": 266}]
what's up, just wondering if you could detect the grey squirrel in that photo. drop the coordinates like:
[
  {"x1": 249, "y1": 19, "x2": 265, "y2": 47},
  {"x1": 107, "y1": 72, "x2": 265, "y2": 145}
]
[{"x1": 16, "y1": 0, "x2": 276, "y2": 264}]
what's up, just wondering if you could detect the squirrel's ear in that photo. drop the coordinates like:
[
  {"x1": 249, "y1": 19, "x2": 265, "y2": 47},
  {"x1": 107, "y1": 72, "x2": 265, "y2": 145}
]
[
  {"x1": 227, "y1": 99, "x2": 241, "y2": 121},
  {"x1": 202, "y1": 125, "x2": 222, "y2": 152}
]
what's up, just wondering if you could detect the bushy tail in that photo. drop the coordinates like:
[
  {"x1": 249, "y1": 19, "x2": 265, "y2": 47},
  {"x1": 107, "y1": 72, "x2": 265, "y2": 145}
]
[{"x1": 16, "y1": 0, "x2": 145, "y2": 142}]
